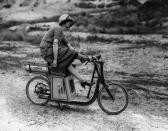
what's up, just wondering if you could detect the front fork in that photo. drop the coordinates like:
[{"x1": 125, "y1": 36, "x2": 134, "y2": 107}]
[
  {"x1": 87, "y1": 65, "x2": 98, "y2": 99},
  {"x1": 103, "y1": 85, "x2": 115, "y2": 101},
  {"x1": 87, "y1": 61, "x2": 106, "y2": 99}
]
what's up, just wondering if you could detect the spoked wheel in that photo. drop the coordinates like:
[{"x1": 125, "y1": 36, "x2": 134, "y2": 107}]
[
  {"x1": 98, "y1": 83, "x2": 128, "y2": 115},
  {"x1": 26, "y1": 76, "x2": 51, "y2": 105}
]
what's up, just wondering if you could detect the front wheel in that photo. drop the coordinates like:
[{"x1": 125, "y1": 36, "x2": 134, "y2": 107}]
[
  {"x1": 26, "y1": 76, "x2": 51, "y2": 105},
  {"x1": 98, "y1": 83, "x2": 128, "y2": 115}
]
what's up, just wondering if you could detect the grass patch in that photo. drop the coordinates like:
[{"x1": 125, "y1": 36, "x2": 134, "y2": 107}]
[
  {"x1": 79, "y1": 42, "x2": 102, "y2": 55},
  {"x1": 0, "y1": 29, "x2": 112, "y2": 48},
  {"x1": 0, "y1": 43, "x2": 17, "y2": 51},
  {"x1": 0, "y1": 5, "x2": 165, "y2": 35},
  {"x1": 70, "y1": 40, "x2": 81, "y2": 49},
  {"x1": 118, "y1": 40, "x2": 167, "y2": 50},
  {"x1": 86, "y1": 35, "x2": 112, "y2": 42},
  {"x1": 0, "y1": 56, "x2": 22, "y2": 70},
  {"x1": 0, "y1": 21, "x2": 22, "y2": 29},
  {"x1": 25, "y1": 34, "x2": 43, "y2": 45},
  {"x1": 74, "y1": 2, "x2": 96, "y2": 8},
  {"x1": 123, "y1": 47, "x2": 166, "y2": 75},
  {"x1": 0, "y1": 29, "x2": 43, "y2": 46},
  {"x1": 71, "y1": 7, "x2": 157, "y2": 34},
  {"x1": 82, "y1": 47, "x2": 101, "y2": 55},
  {"x1": 0, "y1": 29, "x2": 26, "y2": 41}
]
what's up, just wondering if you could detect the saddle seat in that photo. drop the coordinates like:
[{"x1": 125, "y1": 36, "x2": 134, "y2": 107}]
[
  {"x1": 49, "y1": 66, "x2": 68, "y2": 77},
  {"x1": 48, "y1": 63, "x2": 76, "y2": 77}
]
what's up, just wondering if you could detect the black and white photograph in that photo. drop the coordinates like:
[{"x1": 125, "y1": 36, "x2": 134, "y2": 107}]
[{"x1": 0, "y1": 0, "x2": 168, "y2": 130}]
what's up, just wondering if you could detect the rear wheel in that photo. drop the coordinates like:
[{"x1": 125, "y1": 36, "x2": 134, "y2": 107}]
[
  {"x1": 98, "y1": 83, "x2": 128, "y2": 115},
  {"x1": 26, "y1": 76, "x2": 51, "y2": 105}
]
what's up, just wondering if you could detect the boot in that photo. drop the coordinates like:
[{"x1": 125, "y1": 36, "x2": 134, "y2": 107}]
[
  {"x1": 80, "y1": 56, "x2": 90, "y2": 63},
  {"x1": 81, "y1": 81, "x2": 95, "y2": 88}
]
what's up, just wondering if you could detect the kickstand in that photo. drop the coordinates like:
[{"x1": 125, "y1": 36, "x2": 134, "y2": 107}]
[{"x1": 58, "y1": 102, "x2": 63, "y2": 110}]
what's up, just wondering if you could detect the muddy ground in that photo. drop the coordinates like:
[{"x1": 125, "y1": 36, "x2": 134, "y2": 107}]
[{"x1": 1, "y1": 34, "x2": 168, "y2": 131}]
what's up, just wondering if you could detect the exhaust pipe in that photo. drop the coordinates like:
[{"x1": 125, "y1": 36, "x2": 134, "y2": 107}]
[{"x1": 25, "y1": 64, "x2": 48, "y2": 73}]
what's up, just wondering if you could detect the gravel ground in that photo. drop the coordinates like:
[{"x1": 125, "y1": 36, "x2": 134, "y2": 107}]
[
  {"x1": 1, "y1": 71, "x2": 168, "y2": 131},
  {"x1": 1, "y1": 35, "x2": 168, "y2": 130}
]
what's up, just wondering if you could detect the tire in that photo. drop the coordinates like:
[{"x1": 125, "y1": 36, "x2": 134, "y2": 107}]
[
  {"x1": 26, "y1": 76, "x2": 51, "y2": 105},
  {"x1": 98, "y1": 83, "x2": 128, "y2": 115}
]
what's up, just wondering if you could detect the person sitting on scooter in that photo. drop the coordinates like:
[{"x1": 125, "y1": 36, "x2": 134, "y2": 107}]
[{"x1": 40, "y1": 14, "x2": 94, "y2": 88}]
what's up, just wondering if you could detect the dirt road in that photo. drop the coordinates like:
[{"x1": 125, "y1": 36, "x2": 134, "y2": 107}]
[
  {"x1": 1, "y1": 34, "x2": 168, "y2": 130},
  {"x1": 1, "y1": 71, "x2": 168, "y2": 131}
]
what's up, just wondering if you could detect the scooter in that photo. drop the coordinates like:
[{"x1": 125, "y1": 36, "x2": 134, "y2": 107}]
[{"x1": 25, "y1": 55, "x2": 128, "y2": 115}]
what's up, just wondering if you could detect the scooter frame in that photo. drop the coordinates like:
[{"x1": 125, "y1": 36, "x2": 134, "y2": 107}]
[
  {"x1": 34, "y1": 57, "x2": 105, "y2": 106},
  {"x1": 26, "y1": 55, "x2": 129, "y2": 114}
]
